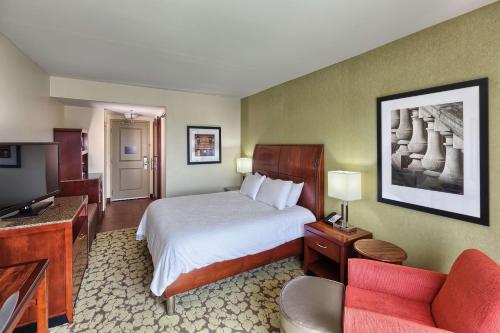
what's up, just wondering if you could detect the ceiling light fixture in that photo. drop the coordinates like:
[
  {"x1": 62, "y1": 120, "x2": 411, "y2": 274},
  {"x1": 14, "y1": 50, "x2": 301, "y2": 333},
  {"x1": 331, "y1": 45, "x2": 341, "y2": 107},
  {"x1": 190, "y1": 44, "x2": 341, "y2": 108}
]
[{"x1": 124, "y1": 110, "x2": 141, "y2": 123}]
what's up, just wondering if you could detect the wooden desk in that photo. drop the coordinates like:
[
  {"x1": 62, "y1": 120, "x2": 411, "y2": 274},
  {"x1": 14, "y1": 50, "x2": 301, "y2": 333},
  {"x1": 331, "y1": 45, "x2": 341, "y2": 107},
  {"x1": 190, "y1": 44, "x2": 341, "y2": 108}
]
[
  {"x1": 0, "y1": 196, "x2": 88, "y2": 328},
  {"x1": 354, "y1": 239, "x2": 408, "y2": 265},
  {"x1": 304, "y1": 222, "x2": 372, "y2": 283},
  {"x1": 0, "y1": 260, "x2": 49, "y2": 333}
]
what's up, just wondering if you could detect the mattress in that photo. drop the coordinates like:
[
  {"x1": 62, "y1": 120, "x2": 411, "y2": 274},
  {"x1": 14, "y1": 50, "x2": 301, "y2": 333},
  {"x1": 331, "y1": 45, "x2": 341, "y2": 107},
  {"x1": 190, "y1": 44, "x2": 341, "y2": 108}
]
[{"x1": 136, "y1": 190, "x2": 316, "y2": 296}]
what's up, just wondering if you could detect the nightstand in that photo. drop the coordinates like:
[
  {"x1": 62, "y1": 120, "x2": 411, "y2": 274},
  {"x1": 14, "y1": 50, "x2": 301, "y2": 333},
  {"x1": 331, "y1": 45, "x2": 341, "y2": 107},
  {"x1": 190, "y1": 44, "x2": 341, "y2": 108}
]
[
  {"x1": 304, "y1": 221, "x2": 372, "y2": 283},
  {"x1": 223, "y1": 186, "x2": 240, "y2": 192}
]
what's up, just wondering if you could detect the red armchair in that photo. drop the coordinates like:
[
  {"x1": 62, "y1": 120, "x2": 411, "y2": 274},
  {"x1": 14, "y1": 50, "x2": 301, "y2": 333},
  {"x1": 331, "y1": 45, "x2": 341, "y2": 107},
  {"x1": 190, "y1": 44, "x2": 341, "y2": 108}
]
[{"x1": 344, "y1": 249, "x2": 500, "y2": 333}]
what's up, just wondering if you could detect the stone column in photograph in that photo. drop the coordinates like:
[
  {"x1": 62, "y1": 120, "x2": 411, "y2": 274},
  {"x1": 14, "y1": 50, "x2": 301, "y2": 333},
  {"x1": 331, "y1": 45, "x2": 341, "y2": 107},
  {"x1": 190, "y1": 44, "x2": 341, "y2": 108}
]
[
  {"x1": 407, "y1": 108, "x2": 427, "y2": 171},
  {"x1": 391, "y1": 108, "x2": 412, "y2": 170},
  {"x1": 421, "y1": 116, "x2": 445, "y2": 186},
  {"x1": 391, "y1": 109, "x2": 400, "y2": 153},
  {"x1": 439, "y1": 132, "x2": 463, "y2": 187}
]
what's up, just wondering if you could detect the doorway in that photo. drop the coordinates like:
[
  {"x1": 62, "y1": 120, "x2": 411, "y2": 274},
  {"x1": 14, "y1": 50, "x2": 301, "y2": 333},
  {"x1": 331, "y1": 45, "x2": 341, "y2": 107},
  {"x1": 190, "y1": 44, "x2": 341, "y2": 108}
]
[{"x1": 110, "y1": 119, "x2": 150, "y2": 201}]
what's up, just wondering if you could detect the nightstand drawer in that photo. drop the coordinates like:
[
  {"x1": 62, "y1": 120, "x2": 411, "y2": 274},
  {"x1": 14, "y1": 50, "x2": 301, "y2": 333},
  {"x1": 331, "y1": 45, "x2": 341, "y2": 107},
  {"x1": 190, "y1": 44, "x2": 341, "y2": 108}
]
[{"x1": 305, "y1": 230, "x2": 340, "y2": 262}]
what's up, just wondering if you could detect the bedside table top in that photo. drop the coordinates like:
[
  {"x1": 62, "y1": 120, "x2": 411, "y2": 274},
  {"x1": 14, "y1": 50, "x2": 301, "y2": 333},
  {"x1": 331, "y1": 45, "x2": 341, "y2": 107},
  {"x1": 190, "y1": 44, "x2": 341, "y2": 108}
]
[{"x1": 305, "y1": 221, "x2": 372, "y2": 245}]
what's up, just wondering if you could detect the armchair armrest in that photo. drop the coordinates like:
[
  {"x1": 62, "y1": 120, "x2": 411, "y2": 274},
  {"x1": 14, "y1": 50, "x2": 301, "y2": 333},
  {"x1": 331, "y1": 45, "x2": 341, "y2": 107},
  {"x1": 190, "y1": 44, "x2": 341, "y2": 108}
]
[
  {"x1": 348, "y1": 259, "x2": 446, "y2": 303},
  {"x1": 344, "y1": 307, "x2": 453, "y2": 333}
]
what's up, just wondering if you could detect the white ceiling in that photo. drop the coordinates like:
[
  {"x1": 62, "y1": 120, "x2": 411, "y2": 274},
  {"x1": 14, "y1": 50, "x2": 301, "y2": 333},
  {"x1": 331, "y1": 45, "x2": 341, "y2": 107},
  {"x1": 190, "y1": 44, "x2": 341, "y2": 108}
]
[{"x1": 0, "y1": 0, "x2": 495, "y2": 97}]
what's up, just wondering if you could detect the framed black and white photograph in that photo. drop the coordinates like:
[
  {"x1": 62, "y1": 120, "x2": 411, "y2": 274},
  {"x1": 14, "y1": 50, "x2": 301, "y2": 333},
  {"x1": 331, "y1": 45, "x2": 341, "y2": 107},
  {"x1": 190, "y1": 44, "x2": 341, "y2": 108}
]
[
  {"x1": 377, "y1": 79, "x2": 488, "y2": 226},
  {"x1": 0, "y1": 145, "x2": 21, "y2": 168},
  {"x1": 187, "y1": 126, "x2": 221, "y2": 164}
]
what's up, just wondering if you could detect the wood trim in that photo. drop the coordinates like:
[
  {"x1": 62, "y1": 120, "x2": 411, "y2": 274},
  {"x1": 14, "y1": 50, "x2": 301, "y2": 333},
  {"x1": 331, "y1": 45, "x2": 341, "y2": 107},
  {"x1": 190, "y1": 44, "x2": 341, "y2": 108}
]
[
  {"x1": 63, "y1": 223, "x2": 73, "y2": 323},
  {"x1": 36, "y1": 271, "x2": 48, "y2": 333},
  {"x1": 154, "y1": 116, "x2": 162, "y2": 198},
  {"x1": 165, "y1": 238, "x2": 303, "y2": 297},
  {"x1": 0, "y1": 260, "x2": 49, "y2": 332}
]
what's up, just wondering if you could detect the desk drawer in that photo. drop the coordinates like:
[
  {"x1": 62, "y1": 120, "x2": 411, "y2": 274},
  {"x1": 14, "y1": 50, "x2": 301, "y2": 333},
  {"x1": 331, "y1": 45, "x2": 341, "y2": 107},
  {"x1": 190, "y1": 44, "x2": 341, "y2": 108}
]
[{"x1": 305, "y1": 231, "x2": 340, "y2": 262}]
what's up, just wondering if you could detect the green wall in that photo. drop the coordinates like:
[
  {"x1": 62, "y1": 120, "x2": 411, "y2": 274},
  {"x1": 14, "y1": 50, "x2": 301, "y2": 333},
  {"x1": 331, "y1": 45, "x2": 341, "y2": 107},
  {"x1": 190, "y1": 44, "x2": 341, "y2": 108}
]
[{"x1": 241, "y1": 2, "x2": 500, "y2": 272}]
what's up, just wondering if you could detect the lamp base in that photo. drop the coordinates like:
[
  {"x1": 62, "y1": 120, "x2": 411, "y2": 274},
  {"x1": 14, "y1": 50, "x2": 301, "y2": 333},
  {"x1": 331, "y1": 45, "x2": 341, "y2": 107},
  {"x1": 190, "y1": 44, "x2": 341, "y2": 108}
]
[{"x1": 331, "y1": 220, "x2": 357, "y2": 233}]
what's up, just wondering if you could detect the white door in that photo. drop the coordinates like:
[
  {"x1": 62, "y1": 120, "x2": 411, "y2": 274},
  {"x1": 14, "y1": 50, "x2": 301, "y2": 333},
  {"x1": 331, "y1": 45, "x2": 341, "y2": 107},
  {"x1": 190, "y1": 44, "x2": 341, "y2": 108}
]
[{"x1": 111, "y1": 120, "x2": 150, "y2": 200}]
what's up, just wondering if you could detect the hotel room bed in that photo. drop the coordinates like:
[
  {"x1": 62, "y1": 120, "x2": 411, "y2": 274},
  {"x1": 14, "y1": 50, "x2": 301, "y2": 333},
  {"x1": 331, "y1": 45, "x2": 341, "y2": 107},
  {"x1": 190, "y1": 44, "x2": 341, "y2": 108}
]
[
  {"x1": 137, "y1": 144, "x2": 324, "y2": 314},
  {"x1": 137, "y1": 190, "x2": 316, "y2": 296}
]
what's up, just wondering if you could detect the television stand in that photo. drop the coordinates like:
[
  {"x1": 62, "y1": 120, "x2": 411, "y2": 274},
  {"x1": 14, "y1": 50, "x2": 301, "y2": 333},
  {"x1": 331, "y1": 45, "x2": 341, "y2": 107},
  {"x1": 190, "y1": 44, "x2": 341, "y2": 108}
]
[{"x1": 2, "y1": 200, "x2": 54, "y2": 220}]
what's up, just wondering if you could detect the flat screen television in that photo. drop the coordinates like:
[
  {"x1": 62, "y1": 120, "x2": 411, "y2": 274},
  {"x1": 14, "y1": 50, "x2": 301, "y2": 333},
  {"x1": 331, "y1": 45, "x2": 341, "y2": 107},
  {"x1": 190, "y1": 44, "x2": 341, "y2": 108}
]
[{"x1": 0, "y1": 143, "x2": 60, "y2": 218}]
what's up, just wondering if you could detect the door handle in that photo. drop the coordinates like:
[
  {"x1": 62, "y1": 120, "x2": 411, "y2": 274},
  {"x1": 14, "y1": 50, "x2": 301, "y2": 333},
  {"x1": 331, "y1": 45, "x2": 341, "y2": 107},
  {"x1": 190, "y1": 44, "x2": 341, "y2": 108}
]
[{"x1": 143, "y1": 156, "x2": 148, "y2": 170}]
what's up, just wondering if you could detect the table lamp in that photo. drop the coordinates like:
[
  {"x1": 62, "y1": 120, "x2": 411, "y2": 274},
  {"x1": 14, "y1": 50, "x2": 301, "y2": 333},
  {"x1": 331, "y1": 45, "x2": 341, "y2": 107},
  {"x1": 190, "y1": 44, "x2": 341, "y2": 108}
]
[
  {"x1": 236, "y1": 158, "x2": 252, "y2": 176},
  {"x1": 328, "y1": 170, "x2": 361, "y2": 232}
]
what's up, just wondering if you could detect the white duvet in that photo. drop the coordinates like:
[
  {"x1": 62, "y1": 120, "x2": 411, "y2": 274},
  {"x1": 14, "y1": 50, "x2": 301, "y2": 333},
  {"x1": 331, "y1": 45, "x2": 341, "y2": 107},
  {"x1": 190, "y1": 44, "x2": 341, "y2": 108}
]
[{"x1": 136, "y1": 191, "x2": 315, "y2": 296}]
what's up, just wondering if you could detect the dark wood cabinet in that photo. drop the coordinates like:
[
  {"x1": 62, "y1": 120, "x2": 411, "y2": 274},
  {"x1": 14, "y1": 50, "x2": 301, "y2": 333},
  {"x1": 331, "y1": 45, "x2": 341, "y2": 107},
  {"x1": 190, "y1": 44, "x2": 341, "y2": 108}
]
[
  {"x1": 304, "y1": 222, "x2": 372, "y2": 284},
  {"x1": 59, "y1": 174, "x2": 102, "y2": 218},
  {"x1": 0, "y1": 196, "x2": 88, "y2": 328},
  {"x1": 53, "y1": 128, "x2": 89, "y2": 180},
  {"x1": 58, "y1": 173, "x2": 103, "y2": 250}
]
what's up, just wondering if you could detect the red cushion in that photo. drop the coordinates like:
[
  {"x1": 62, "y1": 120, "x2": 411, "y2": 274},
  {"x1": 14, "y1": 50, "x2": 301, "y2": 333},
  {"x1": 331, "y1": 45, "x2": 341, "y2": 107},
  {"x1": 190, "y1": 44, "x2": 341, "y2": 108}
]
[
  {"x1": 344, "y1": 307, "x2": 453, "y2": 333},
  {"x1": 431, "y1": 249, "x2": 500, "y2": 333},
  {"x1": 346, "y1": 286, "x2": 436, "y2": 327},
  {"x1": 348, "y1": 258, "x2": 447, "y2": 303}
]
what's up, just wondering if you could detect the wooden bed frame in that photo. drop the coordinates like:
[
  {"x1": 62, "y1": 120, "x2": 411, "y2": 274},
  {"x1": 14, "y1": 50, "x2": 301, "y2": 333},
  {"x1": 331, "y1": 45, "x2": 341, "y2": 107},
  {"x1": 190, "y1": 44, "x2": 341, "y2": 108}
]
[{"x1": 162, "y1": 144, "x2": 324, "y2": 313}]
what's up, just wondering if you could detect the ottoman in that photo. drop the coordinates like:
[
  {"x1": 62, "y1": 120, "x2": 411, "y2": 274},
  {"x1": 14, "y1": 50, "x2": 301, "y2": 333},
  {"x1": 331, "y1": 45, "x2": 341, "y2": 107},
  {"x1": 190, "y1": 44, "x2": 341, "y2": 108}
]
[{"x1": 279, "y1": 276, "x2": 344, "y2": 333}]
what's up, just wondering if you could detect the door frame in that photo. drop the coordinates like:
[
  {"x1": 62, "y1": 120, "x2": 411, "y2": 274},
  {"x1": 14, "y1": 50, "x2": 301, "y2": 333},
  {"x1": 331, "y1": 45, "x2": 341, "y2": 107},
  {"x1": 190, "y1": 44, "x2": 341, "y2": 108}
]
[
  {"x1": 153, "y1": 116, "x2": 163, "y2": 199},
  {"x1": 109, "y1": 119, "x2": 152, "y2": 201}
]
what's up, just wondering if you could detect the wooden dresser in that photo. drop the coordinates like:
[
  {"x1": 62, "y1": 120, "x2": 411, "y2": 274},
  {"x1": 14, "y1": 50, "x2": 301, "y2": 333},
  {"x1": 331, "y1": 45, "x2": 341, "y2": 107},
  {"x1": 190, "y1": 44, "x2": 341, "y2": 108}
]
[
  {"x1": 0, "y1": 196, "x2": 88, "y2": 329},
  {"x1": 58, "y1": 173, "x2": 103, "y2": 247}
]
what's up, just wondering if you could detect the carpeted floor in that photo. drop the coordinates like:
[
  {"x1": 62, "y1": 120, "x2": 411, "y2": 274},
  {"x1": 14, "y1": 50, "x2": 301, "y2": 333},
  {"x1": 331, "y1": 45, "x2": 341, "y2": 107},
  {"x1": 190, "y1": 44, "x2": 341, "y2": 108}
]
[{"x1": 50, "y1": 228, "x2": 304, "y2": 333}]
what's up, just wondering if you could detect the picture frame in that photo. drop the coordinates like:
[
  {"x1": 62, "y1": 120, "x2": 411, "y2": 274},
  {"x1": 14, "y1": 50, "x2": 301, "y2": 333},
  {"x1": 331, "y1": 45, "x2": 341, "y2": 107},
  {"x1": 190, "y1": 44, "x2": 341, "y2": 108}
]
[
  {"x1": 377, "y1": 78, "x2": 489, "y2": 226},
  {"x1": 187, "y1": 126, "x2": 221, "y2": 165},
  {"x1": 0, "y1": 145, "x2": 21, "y2": 168}
]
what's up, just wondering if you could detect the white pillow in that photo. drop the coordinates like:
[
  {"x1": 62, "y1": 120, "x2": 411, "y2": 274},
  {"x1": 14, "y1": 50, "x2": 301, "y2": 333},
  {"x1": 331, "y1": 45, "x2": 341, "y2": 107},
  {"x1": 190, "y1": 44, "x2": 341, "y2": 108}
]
[
  {"x1": 256, "y1": 178, "x2": 293, "y2": 210},
  {"x1": 240, "y1": 173, "x2": 266, "y2": 200},
  {"x1": 286, "y1": 182, "x2": 304, "y2": 207}
]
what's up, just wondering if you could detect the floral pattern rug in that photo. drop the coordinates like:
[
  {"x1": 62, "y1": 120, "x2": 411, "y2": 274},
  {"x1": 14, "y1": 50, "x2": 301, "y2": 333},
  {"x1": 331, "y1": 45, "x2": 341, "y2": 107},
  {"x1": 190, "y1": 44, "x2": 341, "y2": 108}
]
[{"x1": 50, "y1": 228, "x2": 304, "y2": 333}]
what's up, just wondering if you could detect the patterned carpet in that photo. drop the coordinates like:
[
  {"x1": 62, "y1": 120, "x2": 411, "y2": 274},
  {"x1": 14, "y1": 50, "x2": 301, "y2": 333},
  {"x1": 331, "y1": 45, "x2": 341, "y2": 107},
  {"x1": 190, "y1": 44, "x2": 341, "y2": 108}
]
[{"x1": 50, "y1": 228, "x2": 304, "y2": 333}]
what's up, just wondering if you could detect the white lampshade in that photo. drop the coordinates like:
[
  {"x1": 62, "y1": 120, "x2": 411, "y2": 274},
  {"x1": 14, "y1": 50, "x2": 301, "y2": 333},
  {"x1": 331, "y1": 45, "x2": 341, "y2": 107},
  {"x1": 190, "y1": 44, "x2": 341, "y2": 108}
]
[
  {"x1": 328, "y1": 171, "x2": 362, "y2": 202},
  {"x1": 236, "y1": 158, "x2": 252, "y2": 174}
]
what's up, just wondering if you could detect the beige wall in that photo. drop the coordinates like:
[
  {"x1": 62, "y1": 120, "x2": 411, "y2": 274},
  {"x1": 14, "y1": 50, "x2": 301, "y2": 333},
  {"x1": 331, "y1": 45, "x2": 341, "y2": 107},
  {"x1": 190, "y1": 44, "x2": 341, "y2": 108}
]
[
  {"x1": 241, "y1": 3, "x2": 500, "y2": 272},
  {"x1": 51, "y1": 77, "x2": 241, "y2": 197},
  {"x1": 0, "y1": 33, "x2": 63, "y2": 141}
]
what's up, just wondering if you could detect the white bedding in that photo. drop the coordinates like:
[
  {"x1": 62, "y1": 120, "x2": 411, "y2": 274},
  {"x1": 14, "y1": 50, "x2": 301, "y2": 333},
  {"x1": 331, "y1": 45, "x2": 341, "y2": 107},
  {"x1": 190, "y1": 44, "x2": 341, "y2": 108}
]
[{"x1": 136, "y1": 191, "x2": 315, "y2": 296}]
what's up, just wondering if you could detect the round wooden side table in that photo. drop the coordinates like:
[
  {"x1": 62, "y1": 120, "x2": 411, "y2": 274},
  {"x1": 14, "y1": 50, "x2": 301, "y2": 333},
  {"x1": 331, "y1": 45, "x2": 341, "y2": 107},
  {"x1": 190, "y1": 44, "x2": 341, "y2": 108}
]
[{"x1": 353, "y1": 239, "x2": 408, "y2": 265}]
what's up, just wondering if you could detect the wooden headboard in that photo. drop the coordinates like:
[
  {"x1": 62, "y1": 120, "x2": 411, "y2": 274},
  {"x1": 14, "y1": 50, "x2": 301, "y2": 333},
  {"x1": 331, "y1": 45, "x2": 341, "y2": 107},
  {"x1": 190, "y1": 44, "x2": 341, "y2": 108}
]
[{"x1": 252, "y1": 144, "x2": 324, "y2": 219}]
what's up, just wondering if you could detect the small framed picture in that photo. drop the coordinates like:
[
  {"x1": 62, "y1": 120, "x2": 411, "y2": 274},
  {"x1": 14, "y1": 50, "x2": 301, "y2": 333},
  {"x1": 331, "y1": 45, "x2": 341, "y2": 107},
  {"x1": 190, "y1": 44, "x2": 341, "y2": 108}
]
[
  {"x1": 187, "y1": 126, "x2": 221, "y2": 164},
  {"x1": 377, "y1": 78, "x2": 488, "y2": 226},
  {"x1": 0, "y1": 145, "x2": 21, "y2": 168}
]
